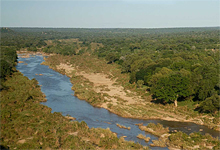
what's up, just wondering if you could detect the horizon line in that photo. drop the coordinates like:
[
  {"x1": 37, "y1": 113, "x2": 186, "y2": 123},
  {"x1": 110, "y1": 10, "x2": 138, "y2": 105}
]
[{"x1": 1, "y1": 26, "x2": 220, "y2": 29}]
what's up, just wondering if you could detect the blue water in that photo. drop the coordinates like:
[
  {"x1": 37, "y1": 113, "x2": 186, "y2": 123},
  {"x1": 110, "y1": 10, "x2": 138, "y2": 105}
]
[{"x1": 16, "y1": 54, "x2": 220, "y2": 149}]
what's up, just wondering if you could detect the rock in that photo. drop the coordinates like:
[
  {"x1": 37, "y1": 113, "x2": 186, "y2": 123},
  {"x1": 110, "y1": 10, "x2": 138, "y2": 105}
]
[
  {"x1": 168, "y1": 147, "x2": 181, "y2": 150},
  {"x1": 17, "y1": 139, "x2": 26, "y2": 144},
  {"x1": 193, "y1": 145, "x2": 199, "y2": 149},
  {"x1": 81, "y1": 137, "x2": 90, "y2": 142},
  {"x1": 161, "y1": 134, "x2": 170, "y2": 138},
  {"x1": 45, "y1": 147, "x2": 51, "y2": 150},
  {"x1": 112, "y1": 132, "x2": 117, "y2": 137},
  {"x1": 199, "y1": 129, "x2": 203, "y2": 131},
  {"x1": 144, "y1": 137, "x2": 151, "y2": 142},
  {"x1": 68, "y1": 132, "x2": 78, "y2": 136},
  {"x1": 65, "y1": 116, "x2": 76, "y2": 120},
  {"x1": 26, "y1": 137, "x2": 33, "y2": 140},
  {"x1": 206, "y1": 146, "x2": 213, "y2": 149},
  {"x1": 100, "y1": 133, "x2": 105, "y2": 138}
]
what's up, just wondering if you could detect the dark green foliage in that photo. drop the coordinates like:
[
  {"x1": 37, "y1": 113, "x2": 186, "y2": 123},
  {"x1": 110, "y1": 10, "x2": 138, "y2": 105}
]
[
  {"x1": 0, "y1": 46, "x2": 17, "y2": 79},
  {"x1": 198, "y1": 94, "x2": 220, "y2": 114},
  {"x1": 105, "y1": 52, "x2": 119, "y2": 63},
  {"x1": 0, "y1": 59, "x2": 12, "y2": 79},
  {"x1": 27, "y1": 47, "x2": 37, "y2": 52},
  {"x1": 150, "y1": 72, "x2": 192, "y2": 104},
  {"x1": 36, "y1": 39, "x2": 47, "y2": 48}
]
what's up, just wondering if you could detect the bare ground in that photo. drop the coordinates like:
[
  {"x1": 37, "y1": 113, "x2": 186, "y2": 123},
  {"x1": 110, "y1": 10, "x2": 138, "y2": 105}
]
[{"x1": 56, "y1": 63, "x2": 144, "y2": 108}]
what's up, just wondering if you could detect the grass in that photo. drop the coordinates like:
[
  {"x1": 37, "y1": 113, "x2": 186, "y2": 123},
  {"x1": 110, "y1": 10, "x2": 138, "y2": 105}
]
[{"x1": 137, "y1": 123, "x2": 169, "y2": 137}]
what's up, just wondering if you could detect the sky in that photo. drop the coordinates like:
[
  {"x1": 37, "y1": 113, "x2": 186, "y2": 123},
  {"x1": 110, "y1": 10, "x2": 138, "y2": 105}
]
[{"x1": 1, "y1": 0, "x2": 219, "y2": 28}]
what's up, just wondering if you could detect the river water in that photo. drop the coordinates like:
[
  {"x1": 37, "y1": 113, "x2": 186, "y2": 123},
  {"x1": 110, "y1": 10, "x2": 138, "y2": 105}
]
[{"x1": 16, "y1": 54, "x2": 219, "y2": 149}]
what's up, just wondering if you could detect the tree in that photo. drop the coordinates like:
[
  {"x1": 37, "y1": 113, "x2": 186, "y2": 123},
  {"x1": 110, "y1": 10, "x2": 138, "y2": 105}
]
[
  {"x1": 105, "y1": 53, "x2": 119, "y2": 64},
  {"x1": 198, "y1": 94, "x2": 220, "y2": 114},
  {"x1": 150, "y1": 72, "x2": 192, "y2": 107}
]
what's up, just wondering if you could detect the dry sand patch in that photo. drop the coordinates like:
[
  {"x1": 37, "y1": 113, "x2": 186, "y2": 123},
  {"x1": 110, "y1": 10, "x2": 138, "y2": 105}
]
[{"x1": 56, "y1": 63, "x2": 143, "y2": 107}]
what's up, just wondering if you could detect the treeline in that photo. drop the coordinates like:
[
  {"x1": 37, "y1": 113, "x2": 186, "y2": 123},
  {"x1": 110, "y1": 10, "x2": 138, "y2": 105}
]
[
  {"x1": 94, "y1": 29, "x2": 219, "y2": 114},
  {"x1": 1, "y1": 27, "x2": 219, "y2": 114}
]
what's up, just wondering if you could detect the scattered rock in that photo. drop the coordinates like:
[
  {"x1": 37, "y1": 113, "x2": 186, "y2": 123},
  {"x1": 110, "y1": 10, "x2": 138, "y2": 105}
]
[
  {"x1": 18, "y1": 61, "x2": 24, "y2": 63},
  {"x1": 137, "y1": 134, "x2": 150, "y2": 142},
  {"x1": 116, "y1": 123, "x2": 131, "y2": 130}
]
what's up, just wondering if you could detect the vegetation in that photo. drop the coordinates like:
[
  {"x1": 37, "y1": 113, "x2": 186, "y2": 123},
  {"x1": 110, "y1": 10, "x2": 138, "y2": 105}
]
[
  {"x1": 1, "y1": 27, "x2": 220, "y2": 148},
  {"x1": 0, "y1": 45, "x2": 148, "y2": 149},
  {"x1": 137, "y1": 123, "x2": 169, "y2": 137}
]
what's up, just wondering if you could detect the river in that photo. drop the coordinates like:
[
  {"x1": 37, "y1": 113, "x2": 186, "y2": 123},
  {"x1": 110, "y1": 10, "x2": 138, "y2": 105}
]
[{"x1": 16, "y1": 54, "x2": 219, "y2": 149}]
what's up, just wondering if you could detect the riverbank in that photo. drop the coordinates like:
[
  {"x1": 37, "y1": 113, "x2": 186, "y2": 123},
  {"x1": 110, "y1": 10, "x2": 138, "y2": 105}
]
[
  {"x1": 40, "y1": 53, "x2": 220, "y2": 131},
  {"x1": 17, "y1": 50, "x2": 54, "y2": 58},
  {"x1": 1, "y1": 70, "x2": 148, "y2": 149}
]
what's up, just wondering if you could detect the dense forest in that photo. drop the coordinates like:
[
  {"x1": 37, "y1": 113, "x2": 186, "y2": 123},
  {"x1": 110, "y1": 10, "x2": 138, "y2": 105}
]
[{"x1": 1, "y1": 27, "x2": 219, "y2": 114}]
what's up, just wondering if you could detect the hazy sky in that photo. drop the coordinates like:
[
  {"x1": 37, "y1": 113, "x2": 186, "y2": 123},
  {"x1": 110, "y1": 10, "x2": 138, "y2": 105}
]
[{"x1": 1, "y1": 0, "x2": 219, "y2": 28}]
